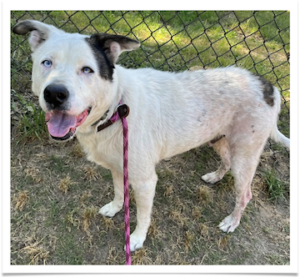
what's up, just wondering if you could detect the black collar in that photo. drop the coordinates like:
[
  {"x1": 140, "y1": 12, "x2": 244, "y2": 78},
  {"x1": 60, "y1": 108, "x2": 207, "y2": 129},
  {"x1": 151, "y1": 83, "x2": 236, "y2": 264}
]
[
  {"x1": 91, "y1": 109, "x2": 109, "y2": 127},
  {"x1": 92, "y1": 104, "x2": 130, "y2": 132}
]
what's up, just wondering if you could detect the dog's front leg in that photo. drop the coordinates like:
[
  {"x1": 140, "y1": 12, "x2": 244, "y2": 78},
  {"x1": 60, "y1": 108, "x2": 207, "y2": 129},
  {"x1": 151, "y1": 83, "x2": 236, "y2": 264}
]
[
  {"x1": 129, "y1": 173, "x2": 157, "y2": 252},
  {"x1": 99, "y1": 170, "x2": 124, "y2": 217}
]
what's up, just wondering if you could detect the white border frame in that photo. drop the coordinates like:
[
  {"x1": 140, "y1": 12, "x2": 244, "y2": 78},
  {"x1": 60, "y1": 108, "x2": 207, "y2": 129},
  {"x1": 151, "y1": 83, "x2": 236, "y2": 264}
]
[{"x1": 2, "y1": 0, "x2": 299, "y2": 275}]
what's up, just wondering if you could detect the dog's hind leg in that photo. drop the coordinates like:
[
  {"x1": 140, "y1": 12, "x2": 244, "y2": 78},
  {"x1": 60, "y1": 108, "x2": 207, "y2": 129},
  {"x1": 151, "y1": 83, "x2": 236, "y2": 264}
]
[
  {"x1": 201, "y1": 136, "x2": 231, "y2": 184},
  {"x1": 218, "y1": 141, "x2": 265, "y2": 233},
  {"x1": 128, "y1": 172, "x2": 158, "y2": 251},
  {"x1": 99, "y1": 170, "x2": 124, "y2": 217}
]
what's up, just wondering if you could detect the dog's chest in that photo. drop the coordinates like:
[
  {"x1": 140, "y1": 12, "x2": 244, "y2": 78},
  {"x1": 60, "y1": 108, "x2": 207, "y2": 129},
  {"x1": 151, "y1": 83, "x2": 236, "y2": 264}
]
[{"x1": 76, "y1": 131, "x2": 123, "y2": 171}]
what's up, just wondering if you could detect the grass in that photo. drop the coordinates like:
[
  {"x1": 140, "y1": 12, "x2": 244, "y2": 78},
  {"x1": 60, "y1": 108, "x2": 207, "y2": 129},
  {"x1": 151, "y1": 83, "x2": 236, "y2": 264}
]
[
  {"x1": 264, "y1": 168, "x2": 289, "y2": 201},
  {"x1": 21, "y1": 238, "x2": 50, "y2": 265},
  {"x1": 82, "y1": 206, "x2": 97, "y2": 232},
  {"x1": 10, "y1": 10, "x2": 290, "y2": 265},
  {"x1": 58, "y1": 175, "x2": 74, "y2": 194},
  {"x1": 12, "y1": 96, "x2": 48, "y2": 144},
  {"x1": 15, "y1": 191, "x2": 29, "y2": 211}
]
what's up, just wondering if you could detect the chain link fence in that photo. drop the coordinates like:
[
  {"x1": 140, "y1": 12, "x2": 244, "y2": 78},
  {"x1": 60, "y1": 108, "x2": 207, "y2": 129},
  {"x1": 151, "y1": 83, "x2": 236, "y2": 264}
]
[{"x1": 11, "y1": 11, "x2": 290, "y2": 171}]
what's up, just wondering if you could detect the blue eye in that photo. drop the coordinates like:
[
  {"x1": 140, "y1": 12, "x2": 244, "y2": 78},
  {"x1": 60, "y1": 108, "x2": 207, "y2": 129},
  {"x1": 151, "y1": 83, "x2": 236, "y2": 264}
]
[
  {"x1": 82, "y1": 67, "x2": 94, "y2": 74},
  {"x1": 42, "y1": 60, "x2": 52, "y2": 68}
]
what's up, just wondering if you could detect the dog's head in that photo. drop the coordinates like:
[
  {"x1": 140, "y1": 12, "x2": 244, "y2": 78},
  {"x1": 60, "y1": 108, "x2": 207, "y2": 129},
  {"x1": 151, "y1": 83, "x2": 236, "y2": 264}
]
[{"x1": 13, "y1": 20, "x2": 140, "y2": 141}]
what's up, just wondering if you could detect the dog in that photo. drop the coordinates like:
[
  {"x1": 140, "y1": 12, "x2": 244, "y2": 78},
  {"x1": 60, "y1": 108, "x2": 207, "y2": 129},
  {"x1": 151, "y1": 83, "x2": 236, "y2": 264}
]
[{"x1": 13, "y1": 20, "x2": 290, "y2": 252}]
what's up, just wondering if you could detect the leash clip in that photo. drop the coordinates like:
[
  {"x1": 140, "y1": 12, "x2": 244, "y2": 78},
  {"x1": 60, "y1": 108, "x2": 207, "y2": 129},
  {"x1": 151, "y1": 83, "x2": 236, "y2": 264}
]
[{"x1": 116, "y1": 104, "x2": 130, "y2": 119}]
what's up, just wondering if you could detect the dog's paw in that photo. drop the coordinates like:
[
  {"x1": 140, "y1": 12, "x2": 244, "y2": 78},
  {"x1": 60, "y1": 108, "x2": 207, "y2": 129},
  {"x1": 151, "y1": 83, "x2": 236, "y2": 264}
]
[
  {"x1": 201, "y1": 171, "x2": 221, "y2": 184},
  {"x1": 219, "y1": 214, "x2": 240, "y2": 233},
  {"x1": 99, "y1": 202, "x2": 122, "y2": 217},
  {"x1": 124, "y1": 232, "x2": 146, "y2": 252}
]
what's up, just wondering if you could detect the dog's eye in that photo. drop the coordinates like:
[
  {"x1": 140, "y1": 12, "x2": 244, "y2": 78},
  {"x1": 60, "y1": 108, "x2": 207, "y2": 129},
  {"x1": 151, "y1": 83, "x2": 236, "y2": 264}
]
[
  {"x1": 82, "y1": 67, "x2": 94, "y2": 74},
  {"x1": 42, "y1": 60, "x2": 52, "y2": 68}
]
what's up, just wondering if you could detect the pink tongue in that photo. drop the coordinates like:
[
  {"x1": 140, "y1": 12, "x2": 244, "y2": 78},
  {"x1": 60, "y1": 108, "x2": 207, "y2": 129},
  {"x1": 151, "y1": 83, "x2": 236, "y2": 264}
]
[{"x1": 46, "y1": 111, "x2": 77, "y2": 137}]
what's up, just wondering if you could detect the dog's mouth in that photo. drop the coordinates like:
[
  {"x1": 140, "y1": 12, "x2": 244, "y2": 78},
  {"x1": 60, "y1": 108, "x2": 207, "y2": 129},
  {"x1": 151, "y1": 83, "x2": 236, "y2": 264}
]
[{"x1": 45, "y1": 107, "x2": 91, "y2": 141}]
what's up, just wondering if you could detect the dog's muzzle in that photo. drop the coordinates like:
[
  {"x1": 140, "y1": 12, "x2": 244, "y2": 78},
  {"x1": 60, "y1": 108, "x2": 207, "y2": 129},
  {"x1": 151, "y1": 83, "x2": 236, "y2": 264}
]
[{"x1": 43, "y1": 84, "x2": 91, "y2": 141}]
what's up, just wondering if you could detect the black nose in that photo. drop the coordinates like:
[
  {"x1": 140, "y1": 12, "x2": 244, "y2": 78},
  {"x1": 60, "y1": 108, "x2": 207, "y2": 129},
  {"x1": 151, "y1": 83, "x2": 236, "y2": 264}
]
[{"x1": 44, "y1": 84, "x2": 69, "y2": 108}]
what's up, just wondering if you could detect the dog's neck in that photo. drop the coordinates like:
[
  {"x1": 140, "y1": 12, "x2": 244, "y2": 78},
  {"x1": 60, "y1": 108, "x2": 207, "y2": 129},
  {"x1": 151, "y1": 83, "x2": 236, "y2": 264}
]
[
  {"x1": 91, "y1": 98, "x2": 123, "y2": 131},
  {"x1": 91, "y1": 109, "x2": 110, "y2": 127},
  {"x1": 92, "y1": 67, "x2": 131, "y2": 129}
]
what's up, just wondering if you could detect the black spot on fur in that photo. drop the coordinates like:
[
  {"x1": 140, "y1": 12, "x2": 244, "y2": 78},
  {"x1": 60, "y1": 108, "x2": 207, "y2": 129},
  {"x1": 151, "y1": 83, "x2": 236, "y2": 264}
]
[
  {"x1": 85, "y1": 33, "x2": 139, "y2": 81},
  {"x1": 258, "y1": 76, "x2": 274, "y2": 106},
  {"x1": 89, "y1": 33, "x2": 139, "y2": 64},
  {"x1": 85, "y1": 36, "x2": 114, "y2": 81}
]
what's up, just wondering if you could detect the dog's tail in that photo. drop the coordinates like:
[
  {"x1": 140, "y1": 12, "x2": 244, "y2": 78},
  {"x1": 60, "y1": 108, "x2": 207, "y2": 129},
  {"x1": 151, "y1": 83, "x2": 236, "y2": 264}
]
[{"x1": 269, "y1": 87, "x2": 290, "y2": 149}]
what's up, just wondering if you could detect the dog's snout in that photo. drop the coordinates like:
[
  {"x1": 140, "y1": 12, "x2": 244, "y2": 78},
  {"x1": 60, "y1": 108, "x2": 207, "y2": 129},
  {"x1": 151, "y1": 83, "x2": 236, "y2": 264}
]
[{"x1": 44, "y1": 84, "x2": 69, "y2": 108}]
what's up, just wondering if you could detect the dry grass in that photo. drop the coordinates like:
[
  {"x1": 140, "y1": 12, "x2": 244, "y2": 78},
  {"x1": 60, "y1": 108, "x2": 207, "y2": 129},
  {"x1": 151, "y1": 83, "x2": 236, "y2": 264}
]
[
  {"x1": 80, "y1": 191, "x2": 92, "y2": 206},
  {"x1": 192, "y1": 207, "x2": 202, "y2": 220},
  {"x1": 196, "y1": 186, "x2": 214, "y2": 206},
  {"x1": 84, "y1": 166, "x2": 100, "y2": 181},
  {"x1": 102, "y1": 216, "x2": 115, "y2": 231},
  {"x1": 199, "y1": 223, "x2": 209, "y2": 238},
  {"x1": 15, "y1": 191, "x2": 29, "y2": 211},
  {"x1": 24, "y1": 167, "x2": 42, "y2": 183},
  {"x1": 106, "y1": 247, "x2": 120, "y2": 265},
  {"x1": 21, "y1": 238, "x2": 49, "y2": 265},
  {"x1": 147, "y1": 219, "x2": 161, "y2": 240},
  {"x1": 82, "y1": 206, "x2": 97, "y2": 232},
  {"x1": 184, "y1": 231, "x2": 195, "y2": 253},
  {"x1": 164, "y1": 185, "x2": 174, "y2": 197},
  {"x1": 218, "y1": 235, "x2": 231, "y2": 250},
  {"x1": 58, "y1": 175, "x2": 74, "y2": 194},
  {"x1": 132, "y1": 248, "x2": 153, "y2": 265},
  {"x1": 169, "y1": 209, "x2": 188, "y2": 227}
]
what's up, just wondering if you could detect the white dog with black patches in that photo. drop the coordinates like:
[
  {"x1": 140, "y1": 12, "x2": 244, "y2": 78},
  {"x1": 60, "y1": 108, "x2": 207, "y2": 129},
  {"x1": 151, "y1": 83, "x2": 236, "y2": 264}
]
[{"x1": 13, "y1": 20, "x2": 290, "y2": 252}]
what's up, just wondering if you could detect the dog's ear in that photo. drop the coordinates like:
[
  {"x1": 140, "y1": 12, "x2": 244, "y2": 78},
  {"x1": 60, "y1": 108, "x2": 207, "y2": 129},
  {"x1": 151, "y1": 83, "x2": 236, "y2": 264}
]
[
  {"x1": 89, "y1": 33, "x2": 140, "y2": 65},
  {"x1": 12, "y1": 20, "x2": 59, "y2": 51}
]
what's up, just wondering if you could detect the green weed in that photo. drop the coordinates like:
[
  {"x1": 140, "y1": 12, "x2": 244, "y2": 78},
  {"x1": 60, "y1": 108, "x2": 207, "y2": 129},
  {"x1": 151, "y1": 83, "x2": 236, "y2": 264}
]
[
  {"x1": 264, "y1": 169, "x2": 289, "y2": 201},
  {"x1": 17, "y1": 103, "x2": 48, "y2": 144}
]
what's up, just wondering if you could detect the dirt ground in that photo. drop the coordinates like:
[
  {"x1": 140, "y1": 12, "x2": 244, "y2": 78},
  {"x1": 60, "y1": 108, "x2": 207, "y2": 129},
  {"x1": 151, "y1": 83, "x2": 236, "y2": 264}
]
[{"x1": 10, "y1": 128, "x2": 290, "y2": 265}]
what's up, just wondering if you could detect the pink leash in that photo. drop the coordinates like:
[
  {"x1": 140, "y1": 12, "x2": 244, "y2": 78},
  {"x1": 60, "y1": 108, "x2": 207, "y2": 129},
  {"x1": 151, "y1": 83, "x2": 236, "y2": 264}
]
[
  {"x1": 106, "y1": 104, "x2": 131, "y2": 265},
  {"x1": 121, "y1": 115, "x2": 131, "y2": 265}
]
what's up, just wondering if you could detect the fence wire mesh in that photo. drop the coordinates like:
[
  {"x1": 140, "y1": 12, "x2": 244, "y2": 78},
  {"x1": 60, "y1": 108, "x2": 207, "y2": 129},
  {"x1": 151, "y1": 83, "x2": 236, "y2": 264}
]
[{"x1": 11, "y1": 11, "x2": 290, "y2": 170}]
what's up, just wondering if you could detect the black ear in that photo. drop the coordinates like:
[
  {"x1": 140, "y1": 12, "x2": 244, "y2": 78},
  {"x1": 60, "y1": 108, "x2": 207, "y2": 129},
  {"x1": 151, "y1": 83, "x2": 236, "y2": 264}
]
[
  {"x1": 12, "y1": 20, "x2": 59, "y2": 51},
  {"x1": 88, "y1": 33, "x2": 140, "y2": 65}
]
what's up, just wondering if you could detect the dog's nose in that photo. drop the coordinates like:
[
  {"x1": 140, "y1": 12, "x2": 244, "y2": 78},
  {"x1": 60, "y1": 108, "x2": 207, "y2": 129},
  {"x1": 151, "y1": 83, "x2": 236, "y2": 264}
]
[{"x1": 44, "y1": 84, "x2": 69, "y2": 108}]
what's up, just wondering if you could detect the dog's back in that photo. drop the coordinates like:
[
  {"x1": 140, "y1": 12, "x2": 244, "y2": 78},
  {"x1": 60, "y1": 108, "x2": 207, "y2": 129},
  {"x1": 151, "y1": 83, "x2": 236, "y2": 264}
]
[{"x1": 115, "y1": 66, "x2": 287, "y2": 160}]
